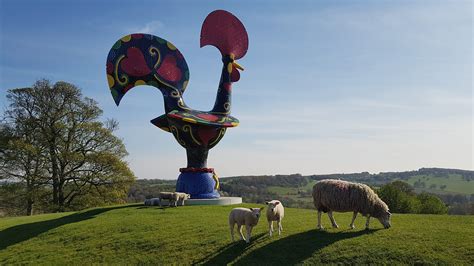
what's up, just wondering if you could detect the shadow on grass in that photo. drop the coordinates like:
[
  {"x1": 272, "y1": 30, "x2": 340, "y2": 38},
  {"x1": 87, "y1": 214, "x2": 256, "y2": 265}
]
[
  {"x1": 199, "y1": 229, "x2": 379, "y2": 265},
  {"x1": 135, "y1": 206, "x2": 166, "y2": 210},
  {"x1": 0, "y1": 204, "x2": 138, "y2": 250},
  {"x1": 196, "y1": 233, "x2": 266, "y2": 265}
]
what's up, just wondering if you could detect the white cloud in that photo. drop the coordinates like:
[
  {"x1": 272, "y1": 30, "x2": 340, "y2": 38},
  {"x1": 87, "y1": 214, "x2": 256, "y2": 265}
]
[{"x1": 129, "y1": 20, "x2": 164, "y2": 34}]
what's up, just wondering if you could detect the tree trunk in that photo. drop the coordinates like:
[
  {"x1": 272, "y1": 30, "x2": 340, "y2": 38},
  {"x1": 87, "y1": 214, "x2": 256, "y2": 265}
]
[
  {"x1": 26, "y1": 179, "x2": 34, "y2": 216},
  {"x1": 58, "y1": 179, "x2": 65, "y2": 212},
  {"x1": 26, "y1": 198, "x2": 33, "y2": 216},
  {"x1": 52, "y1": 177, "x2": 59, "y2": 206},
  {"x1": 49, "y1": 139, "x2": 60, "y2": 211}
]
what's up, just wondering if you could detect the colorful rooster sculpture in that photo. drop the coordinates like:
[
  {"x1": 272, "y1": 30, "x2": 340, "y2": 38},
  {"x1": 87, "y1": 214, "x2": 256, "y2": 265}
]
[{"x1": 106, "y1": 10, "x2": 248, "y2": 199}]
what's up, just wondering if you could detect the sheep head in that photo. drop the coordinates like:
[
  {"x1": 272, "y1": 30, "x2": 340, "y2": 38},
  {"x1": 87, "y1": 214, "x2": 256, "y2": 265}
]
[
  {"x1": 377, "y1": 210, "x2": 392, "y2": 229},
  {"x1": 373, "y1": 202, "x2": 391, "y2": 229},
  {"x1": 249, "y1": 207, "x2": 264, "y2": 220},
  {"x1": 266, "y1": 201, "x2": 280, "y2": 214}
]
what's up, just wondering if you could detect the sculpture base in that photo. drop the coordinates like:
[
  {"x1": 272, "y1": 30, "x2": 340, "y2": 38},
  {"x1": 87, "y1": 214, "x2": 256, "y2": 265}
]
[
  {"x1": 176, "y1": 169, "x2": 220, "y2": 199},
  {"x1": 185, "y1": 197, "x2": 242, "y2": 206},
  {"x1": 156, "y1": 197, "x2": 242, "y2": 206}
]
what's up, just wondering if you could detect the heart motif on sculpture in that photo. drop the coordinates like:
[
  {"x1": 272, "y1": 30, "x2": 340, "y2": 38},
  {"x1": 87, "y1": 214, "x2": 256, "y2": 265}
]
[
  {"x1": 197, "y1": 126, "x2": 218, "y2": 146},
  {"x1": 121, "y1": 47, "x2": 152, "y2": 77},
  {"x1": 156, "y1": 55, "x2": 182, "y2": 82},
  {"x1": 196, "y1": 113, "x2": 219, "y2": 122},
  {"x1": 106, "y1": 62, "x2": 114, "y2": 75}
]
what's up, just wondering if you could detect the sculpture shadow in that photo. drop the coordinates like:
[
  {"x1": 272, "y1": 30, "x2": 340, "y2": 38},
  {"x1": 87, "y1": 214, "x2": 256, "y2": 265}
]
[
  {"x1": 199, "y1": 229, "x2": 379, "y2": 265},
  {"x1": 0, "y1": 204, "x2": 138, "y2": 251},
  {"x1": 136, "y1": 206, "x2": 166, "y2": 210},
  {"x1": 196, "y1": 233, "x2": 266, "y2": 265}
]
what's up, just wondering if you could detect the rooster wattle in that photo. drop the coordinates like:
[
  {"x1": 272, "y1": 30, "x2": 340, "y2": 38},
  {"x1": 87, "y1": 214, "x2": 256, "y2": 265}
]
[{"x1": 106, "y1": 10, "x2": 248, "y2": 199}]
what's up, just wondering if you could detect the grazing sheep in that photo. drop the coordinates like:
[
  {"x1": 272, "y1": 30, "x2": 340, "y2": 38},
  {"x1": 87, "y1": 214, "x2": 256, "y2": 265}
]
[
  {"x1": 312, "y1": 179, "x2": 391, "y2": 230},
  {"x1": 174, "y1": 192, "x2": 191, "y2": 206},
  {"x1": 229, "y1": 207, "x2": 264, "y2": 243},
  {"x1": 144, "y1": 198, "x2": 161, "y2": 206},
  {"x1": 158, "y1": 192, "x2": 191, "y2": 207},
  {"x1": 265, "y1": 200, "x2": 284, "y2": 237},
  {"x1": 158, "y1": 192, "x2": 178, "y2": 207}
]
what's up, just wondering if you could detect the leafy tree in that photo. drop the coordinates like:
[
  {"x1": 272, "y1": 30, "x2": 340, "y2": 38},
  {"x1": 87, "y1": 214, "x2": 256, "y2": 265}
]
[
  {"x1": 1, "y1": 80, "x2": 135, "y2": 214},
  {"x1": 390, "y1": 180, "x2": 415, "y2": 194},
  {"x1": 378, "y1": 184, "x2": 418, "y2": 213},
  {"x1": 378, "y1": 181, "x2": 448, "y2": 214},
  {"x1": 417, "y1": 193, "x2": 447, "y2": 214},
  {"x1": 377, "y1": 184, "x2": 399, "y2": 212},
  {"x1": 0, "y1": 118, "x2": 49, "y2": 215}
]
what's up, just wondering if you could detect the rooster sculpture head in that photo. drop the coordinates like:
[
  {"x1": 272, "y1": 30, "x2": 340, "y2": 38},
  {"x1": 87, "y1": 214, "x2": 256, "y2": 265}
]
[{"x1": 106, "y1": 10, "x2": 248, "y2": 169}]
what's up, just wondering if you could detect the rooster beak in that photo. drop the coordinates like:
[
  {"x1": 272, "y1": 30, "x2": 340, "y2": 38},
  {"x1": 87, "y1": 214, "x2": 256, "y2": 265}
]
[
  {"x1": 229, "y1": 53, "x2": 244, "y2": 71},
  {"x1": 232, "y1": 61, "x2": 244, "y2": 71}
]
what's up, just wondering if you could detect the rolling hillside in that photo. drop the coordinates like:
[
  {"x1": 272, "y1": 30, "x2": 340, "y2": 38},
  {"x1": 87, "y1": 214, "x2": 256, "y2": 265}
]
[
  {"x1": 127, "y1": 168, "x2": 473, "y2": 213},
  {"x1": 1, "y1": 204, "x2": 473, "y2": 264}
]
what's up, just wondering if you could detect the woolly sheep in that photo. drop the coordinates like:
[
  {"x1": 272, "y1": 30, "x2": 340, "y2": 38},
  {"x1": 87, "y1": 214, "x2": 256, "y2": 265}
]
[
  {"x1": 228, "y1": 207, "x2": 264, "y2": 243},
  {"x1": 312, "y1": 179, "x2": 391, "y2": 230},
  {"x1": 265, "y1": 200, "x2": 284, "y2": 237},
  {"x1": 158, "y1": 192, "x2": 178, "y2": 207},
  {"x1": 158, "y1": 192, "x2": 190, "y2": 207},
  {"x1": 174, "y1": 192, "x2": 191, "y2": 206}
]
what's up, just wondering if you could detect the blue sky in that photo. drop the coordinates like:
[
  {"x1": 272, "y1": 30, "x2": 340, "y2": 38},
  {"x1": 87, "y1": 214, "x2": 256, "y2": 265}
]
[{"x1": 1, "y1": 0, "x2": 472, "y2": 179}]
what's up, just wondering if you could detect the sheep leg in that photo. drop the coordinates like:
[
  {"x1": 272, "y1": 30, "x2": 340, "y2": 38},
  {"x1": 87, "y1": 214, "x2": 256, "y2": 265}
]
[
  {"x1": 349, "y1": 212, "x2": 357, "y2": 229},
  {"x1": 277, "y1": 220, "x2": 282, "y2": 235},
  {"x1": 230, "y1": 222, "x2": 235, "y2": 242},
  {"x1": 245, "y1": 225, "x2": 252, "y2": 243},
  {"x1": 237, "y1": 225, "x2": 245, "y2": 241},
  {"x1": 268, "y1": 221, "x2": 273, "y2": 237},
  {"x1": 328, "y1": 211, "x2": 339, "y2": 228},
  {"x1": 365, "y1": 215, "x2": 371, "y2": 230},
  {"x1": 317, "y1": 210, "x2": 324, "y2": 230}
]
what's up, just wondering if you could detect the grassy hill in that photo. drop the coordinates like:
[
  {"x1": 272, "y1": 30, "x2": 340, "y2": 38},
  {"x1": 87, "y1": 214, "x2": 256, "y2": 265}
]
[
  {"x1": 1, "y1": 204, "x2": 473, "y2": 264},
  {"x1": 405, "y1": 174, "x2": 474, "y2": 195},
  {"x1": 127, "y1": 168, "x2": 473, "y2": 212}
]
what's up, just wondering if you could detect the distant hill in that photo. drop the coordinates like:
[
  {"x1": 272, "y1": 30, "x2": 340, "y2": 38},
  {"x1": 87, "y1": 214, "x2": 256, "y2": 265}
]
[
  {"x1": 1, "y1": 204, "x2": 473, "y2": 264},
  {"x1": 128, "y1": 168, "x2": 474, "y2": 211},
  {"x1": 220, "y1": 168, "x2": 473, "y2": 209}
]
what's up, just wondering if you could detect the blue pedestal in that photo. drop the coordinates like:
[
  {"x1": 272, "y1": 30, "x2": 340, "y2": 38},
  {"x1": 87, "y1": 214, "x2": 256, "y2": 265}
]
[{"x1": 176, "y1": 171, "x2": 220, "y2": 199}]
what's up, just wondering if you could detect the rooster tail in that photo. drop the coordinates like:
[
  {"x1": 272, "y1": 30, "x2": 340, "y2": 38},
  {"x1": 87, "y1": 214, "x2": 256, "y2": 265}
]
[{"x1": 106, "y1": 33, "x2": 190, "y2": 112}]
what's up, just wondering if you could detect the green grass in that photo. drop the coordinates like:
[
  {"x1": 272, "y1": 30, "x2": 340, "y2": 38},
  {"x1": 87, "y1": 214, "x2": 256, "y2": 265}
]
[
  {"x1": 1, "y1": 204, "x2": 473, "y2": 265},
  {"x1": 405, "y1": 174, "x2": 474, "y2": 195}
]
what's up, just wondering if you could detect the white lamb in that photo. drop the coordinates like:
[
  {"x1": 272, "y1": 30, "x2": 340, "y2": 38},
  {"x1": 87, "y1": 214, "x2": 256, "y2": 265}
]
[
  {"x1": 159, "y1": 192, "x2": 177, "y2": 207},
  {"x1": 159, "y1": 192, "x2": 190, "y2": 207},
  {"x1": 174, "y1": 192, "x2": 191, "y2": 206},
  {"x1": 266, "y1": 200, "x2": 284, "y2": 237},
  {"x1": 228, "y1": 207, "x2": 264, "y2": 243}
]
